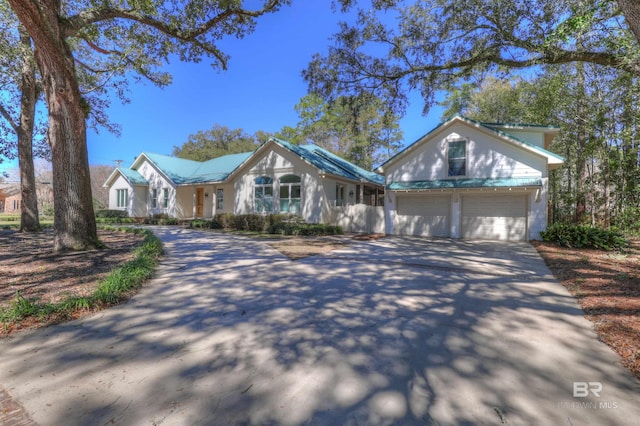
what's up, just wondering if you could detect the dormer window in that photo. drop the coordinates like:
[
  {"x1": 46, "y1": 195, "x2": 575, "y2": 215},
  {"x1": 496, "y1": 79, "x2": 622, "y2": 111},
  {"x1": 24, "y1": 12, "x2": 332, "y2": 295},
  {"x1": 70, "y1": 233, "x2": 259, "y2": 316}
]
[{"x1": 448, "y1": 140, "x2": 467, "y2": 177}]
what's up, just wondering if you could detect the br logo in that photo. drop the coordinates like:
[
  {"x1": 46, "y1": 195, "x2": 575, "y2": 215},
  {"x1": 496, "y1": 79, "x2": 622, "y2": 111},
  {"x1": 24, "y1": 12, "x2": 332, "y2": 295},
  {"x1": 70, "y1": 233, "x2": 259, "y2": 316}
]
[{"x1": 573, "y1": 382, "x2": 603, "y2": 397}]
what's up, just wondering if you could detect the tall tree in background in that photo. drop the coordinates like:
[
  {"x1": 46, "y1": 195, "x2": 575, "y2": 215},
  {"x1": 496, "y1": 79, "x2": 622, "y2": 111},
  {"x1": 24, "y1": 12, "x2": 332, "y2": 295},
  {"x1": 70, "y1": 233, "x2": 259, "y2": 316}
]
[
  {"x1": 0, "y1": 4, "x2": 48, "y2": 232},
  {"x1": 279, "y1": 93, "x2": 403, "y2": 169},
  {"x1": 6, "y1": 0, "x2": 289, "y2": 252},
  {"x1": 173, "y1": 125, "x2": 266, "y2": 161}
]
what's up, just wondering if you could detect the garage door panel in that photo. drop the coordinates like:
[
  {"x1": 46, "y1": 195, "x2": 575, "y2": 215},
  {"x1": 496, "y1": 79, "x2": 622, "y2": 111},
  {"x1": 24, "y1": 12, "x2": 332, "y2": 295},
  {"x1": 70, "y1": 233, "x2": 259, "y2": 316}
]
[
  {"x1": 395, "y1": 195, "x2": 450, "y2": 237},
  {"x1": 462, "y1": 195, "x2": 527, "y2": 241}
]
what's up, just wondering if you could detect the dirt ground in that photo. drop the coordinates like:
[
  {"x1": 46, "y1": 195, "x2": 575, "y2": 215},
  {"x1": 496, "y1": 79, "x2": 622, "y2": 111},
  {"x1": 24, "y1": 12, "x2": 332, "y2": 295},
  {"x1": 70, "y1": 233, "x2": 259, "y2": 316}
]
[
  {"x1": 1, "y1": 228, "x2": 638, "y2": 380},
  {"x1": 532, "y1": 239, "x2": 640, "y2": 380},
  {"x1": 0, "y1": 229, "x2": 145, "y2": 309}
]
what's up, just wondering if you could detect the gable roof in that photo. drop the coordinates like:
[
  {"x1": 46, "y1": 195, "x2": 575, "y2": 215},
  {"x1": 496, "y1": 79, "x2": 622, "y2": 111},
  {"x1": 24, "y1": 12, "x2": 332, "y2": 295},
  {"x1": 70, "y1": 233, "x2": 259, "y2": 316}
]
[
  {"x1": 103, "y1": 167, "x2": 148, "y2": 188},
  {"x1": 276, "y1": 139, "x2": 384, "y2": 185},
  {"x1": 134, "y1": 151, "x2": 253, "y2": 185},
  {"x1": 376, "y1": 114, "x2": 564, "y2": 173}
]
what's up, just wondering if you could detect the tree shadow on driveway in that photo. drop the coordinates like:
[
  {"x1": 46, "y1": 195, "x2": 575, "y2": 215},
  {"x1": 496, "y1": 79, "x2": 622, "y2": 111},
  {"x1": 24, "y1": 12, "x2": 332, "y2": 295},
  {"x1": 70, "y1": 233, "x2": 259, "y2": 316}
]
[{"x1": 0, "y1": 228, "x2": 638, "y2": 425}]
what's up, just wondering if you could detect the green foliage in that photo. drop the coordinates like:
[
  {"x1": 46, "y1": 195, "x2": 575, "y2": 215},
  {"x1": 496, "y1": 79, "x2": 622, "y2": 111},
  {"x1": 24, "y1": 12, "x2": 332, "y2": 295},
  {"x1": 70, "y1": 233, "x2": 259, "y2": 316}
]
[
  {"x1": 96, "y1": 209, "x2": 129, "y2": 218},
  {"x1": 173, "y1": 124, "x2": 264, "y2": 161},
  {"x1": 276, "y1": 93, "x2": 403, "y2": 169},
  {"x1": 540, "y1": 223, "x2": 629, "y2": 251},
  {"x1": 187, "y1": 213, "x2": 342, "y2": 236},
  {"x1": 0, "y1": 228, "x2": 163, "y2": 326}
]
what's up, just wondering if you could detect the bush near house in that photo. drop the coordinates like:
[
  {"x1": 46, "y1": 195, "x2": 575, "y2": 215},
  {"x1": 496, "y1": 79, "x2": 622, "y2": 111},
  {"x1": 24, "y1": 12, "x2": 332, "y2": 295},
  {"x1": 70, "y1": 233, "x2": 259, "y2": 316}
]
[
  {"x1": 188, "y1": 213, "x2": 343, "y2": 236},
  {"x1": 540, "y1": 223, "x2": 629, "y2": 251}
]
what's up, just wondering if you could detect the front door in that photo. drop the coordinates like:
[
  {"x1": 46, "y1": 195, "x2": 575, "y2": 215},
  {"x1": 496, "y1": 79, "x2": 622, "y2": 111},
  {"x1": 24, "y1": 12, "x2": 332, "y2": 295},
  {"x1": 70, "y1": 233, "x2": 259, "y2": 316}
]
[{"x1": 196, "y1": 188, "x2": 204, "y2": 217}]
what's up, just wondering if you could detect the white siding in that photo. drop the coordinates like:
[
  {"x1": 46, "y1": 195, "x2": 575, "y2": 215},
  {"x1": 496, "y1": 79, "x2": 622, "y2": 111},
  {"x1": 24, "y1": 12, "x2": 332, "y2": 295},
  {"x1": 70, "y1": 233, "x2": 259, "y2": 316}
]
[
  {"x1": 385, "y1": 122, "x2": 546, "y2": 183},
  {"x1": 108, "y1": 175, "x2": 132, "y2": 211},
  {"x1": 232, "y1": 145, "x2": 327, "y2": 223}
]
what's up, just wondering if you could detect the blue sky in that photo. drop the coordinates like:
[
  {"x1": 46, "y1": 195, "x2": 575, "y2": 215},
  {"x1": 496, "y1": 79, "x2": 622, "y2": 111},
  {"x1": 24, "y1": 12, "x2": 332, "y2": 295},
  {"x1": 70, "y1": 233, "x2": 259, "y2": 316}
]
[{"x1": 1, "y1": 2, "x2": 443, "y2": 174}]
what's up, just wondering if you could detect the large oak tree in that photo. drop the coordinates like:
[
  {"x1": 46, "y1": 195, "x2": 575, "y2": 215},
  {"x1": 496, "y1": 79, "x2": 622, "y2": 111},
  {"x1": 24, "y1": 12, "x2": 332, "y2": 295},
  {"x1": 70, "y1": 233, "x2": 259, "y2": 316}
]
[
  {"x1": 306, "y1": 0, "x2": 640, "y2": 115},
  {"x1": 7, "y1": 0, "x2": 289, "y2": 252}
]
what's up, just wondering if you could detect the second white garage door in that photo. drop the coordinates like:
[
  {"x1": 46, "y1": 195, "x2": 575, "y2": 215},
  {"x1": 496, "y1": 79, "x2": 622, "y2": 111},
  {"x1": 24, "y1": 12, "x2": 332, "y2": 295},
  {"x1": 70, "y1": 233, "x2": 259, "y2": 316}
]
[
  {"x1": 462, "y1": 194, "x2": 527, "y2": 241},
  {"x1": 395, "y1": 194, "x2": 451, "y2": 237}
]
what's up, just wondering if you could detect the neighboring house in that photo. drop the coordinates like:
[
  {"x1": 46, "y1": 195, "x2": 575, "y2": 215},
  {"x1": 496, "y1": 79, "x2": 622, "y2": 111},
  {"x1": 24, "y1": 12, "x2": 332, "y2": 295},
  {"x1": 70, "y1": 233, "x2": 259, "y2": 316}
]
[
  {"x1": 0, "y1": 182, "x2": 54, "y2": 214},
  {"x1": 103, "y1": 138, "x2": 385, "y2": 230},
  {"x1": 376, "y1": 115, "x2": 564, "y2": 241},
  {"x1": 0, "y1": 184, "x2": 21, "y2": 213}
]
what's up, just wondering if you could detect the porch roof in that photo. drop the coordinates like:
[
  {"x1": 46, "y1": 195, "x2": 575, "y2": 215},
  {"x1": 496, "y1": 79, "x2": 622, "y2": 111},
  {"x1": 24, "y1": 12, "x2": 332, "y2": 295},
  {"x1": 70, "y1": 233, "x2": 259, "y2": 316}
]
[
  {"x1": 387, "y1": 177, "x2": 542, "y2": 191},
  {"x1": 119, "y1": 168, "x2": 148, "y2": 185}
]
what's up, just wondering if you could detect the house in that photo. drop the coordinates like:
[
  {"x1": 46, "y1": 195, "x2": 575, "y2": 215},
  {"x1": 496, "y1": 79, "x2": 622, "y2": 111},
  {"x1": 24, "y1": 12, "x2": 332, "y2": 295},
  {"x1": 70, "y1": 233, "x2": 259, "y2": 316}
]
[
  {"x1": 0, "y1": 184, "x2": 21, "y2": 213},
  {"x1": 103, "y1": 137, "x2": 385, "y2": 230},
  {"x1": 376, "y1": 115, "x2": 563, "y2": 241},
  {"x1": 104, "y1": 116, "x2": 563, "y2": 241}
]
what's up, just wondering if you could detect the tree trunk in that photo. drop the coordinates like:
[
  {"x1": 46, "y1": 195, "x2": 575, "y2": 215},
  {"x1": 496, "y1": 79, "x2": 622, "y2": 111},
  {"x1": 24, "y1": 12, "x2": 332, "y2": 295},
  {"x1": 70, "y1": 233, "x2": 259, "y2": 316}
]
[
  {"x1": 9, "y1": 0, "x2": 97, "y2": 252},
  {"x1": 17, "y1": 26, "x2": 41, "y2": 233},
  {"x1": 618, "y1": 0, "x2": 640, "y2": 47}
]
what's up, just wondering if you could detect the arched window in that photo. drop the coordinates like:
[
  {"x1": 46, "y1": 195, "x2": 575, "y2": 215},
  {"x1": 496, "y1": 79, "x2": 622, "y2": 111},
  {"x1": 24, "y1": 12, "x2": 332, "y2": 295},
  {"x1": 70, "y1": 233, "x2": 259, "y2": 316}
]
[
  {"x1": 279, "y1": 174, "x2": 301, "y2": 213},
  {"x1": 254, "y1": 176, "x2": 273, "y2": 213}
]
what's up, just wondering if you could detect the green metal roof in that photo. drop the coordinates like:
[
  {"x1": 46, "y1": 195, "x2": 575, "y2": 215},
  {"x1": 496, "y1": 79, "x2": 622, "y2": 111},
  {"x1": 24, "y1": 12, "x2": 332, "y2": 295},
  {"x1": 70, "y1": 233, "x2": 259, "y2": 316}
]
[
  {"x1": 377, "y1": 114, "x2": 564, "y2": 171},
  {"x1": 137, "y1": 151, "x2": 253, "y2": 185},
  {"x1": 119, "y1": 167, "x2": 148, "y2": 185},
  {"x1": 387, "y1": 177, "x2": 542, "y2": 190},
  {"x1": 271, "y1": 138, "x2": 384, "y2": 185}
]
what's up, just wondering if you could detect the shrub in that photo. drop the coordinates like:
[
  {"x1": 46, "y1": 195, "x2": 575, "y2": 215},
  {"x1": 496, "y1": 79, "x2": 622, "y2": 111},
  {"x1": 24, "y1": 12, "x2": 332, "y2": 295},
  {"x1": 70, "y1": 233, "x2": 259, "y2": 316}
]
[
  {"x1": 96, "y1": 209, "x2": 128, "y2": 218},
  {"x1": 540, "y1": 223, "x2": 629, "y2": 251}
]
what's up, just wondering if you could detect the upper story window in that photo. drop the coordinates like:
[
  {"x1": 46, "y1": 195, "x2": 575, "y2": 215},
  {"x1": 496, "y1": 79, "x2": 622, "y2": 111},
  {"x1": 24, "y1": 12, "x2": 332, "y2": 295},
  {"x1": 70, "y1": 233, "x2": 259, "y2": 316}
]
[
  {"x1": 448, "y1": 140, "x2": 467, "y2": 177},
  {"x1": 116, "y1": 189, "x2": 128, "y2": 208},
  {"x1": 254, "y1": 176, "x2": 273, "y2": 213},
  {"x1": 279, "y1": 174, "x2": 301, "y2": 214}
]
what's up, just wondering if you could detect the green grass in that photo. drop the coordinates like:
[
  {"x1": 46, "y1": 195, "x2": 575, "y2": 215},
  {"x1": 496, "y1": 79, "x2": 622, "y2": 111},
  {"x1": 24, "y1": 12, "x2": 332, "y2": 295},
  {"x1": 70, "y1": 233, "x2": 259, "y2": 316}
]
[{"x1": 0, "y1": 227, "x2": 163, "y2": 329}]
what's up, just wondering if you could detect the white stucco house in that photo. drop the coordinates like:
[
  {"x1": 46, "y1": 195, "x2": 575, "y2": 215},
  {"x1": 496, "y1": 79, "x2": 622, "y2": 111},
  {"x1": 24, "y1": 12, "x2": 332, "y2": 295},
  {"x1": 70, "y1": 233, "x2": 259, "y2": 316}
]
[
  {"x1": 377, "y1": 115, "x2": 563, "y2": 241},
  {"x1": 103, "y1": 137, "x2": 385, "y2": 231},
  {"x1": 104, "y1": 115, "x2": 563, "y2": 241}
]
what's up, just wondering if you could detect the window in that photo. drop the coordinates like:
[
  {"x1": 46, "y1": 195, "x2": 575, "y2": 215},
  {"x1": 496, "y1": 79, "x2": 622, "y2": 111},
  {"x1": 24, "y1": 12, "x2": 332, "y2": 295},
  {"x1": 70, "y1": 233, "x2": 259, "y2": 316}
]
[
  {"x1": 163, "y1": 188, "x2": 169, "y2": 208},
  {"x1": 254, "y1": 176, "x2": 273, "y2": 213},
  {"x1": 151, "y1": 189, "x2": 158, "y2": 208},
  {"x1": 116, "y1": 189, "x2": 128, "y2": 208},
  {"x1": 336, "y1": 184, "x2": 345, "y2": 207},
  {"x1": 279, "y1": 175, "x2": 301, "y2": 213},
  {"x1": 216, "y1": 188, "x2": 224, "y2": 210},
  {"x1": 448, "y1": 140, "x2": 467, "y2": 177}
]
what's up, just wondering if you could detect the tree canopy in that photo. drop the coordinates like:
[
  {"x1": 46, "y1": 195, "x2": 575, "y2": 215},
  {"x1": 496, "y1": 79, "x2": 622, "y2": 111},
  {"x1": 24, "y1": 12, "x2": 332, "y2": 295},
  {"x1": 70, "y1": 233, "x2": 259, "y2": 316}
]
[
  {"x1": 276, "y1": 93, "x2": 403, "y2": 169},
  {"x1": 173, "y1": 125, "x2": 267, "y2": 161},
  {"x1": 306, "y1": 0, "x2": 640, "y2": 115}
]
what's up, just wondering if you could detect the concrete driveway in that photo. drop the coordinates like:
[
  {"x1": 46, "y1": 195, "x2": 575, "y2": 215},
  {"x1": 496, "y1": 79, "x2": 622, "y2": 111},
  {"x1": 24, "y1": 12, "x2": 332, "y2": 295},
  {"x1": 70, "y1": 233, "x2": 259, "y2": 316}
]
[{"x1": 0, "y1": 227, "x2": 638, "y2": 425}]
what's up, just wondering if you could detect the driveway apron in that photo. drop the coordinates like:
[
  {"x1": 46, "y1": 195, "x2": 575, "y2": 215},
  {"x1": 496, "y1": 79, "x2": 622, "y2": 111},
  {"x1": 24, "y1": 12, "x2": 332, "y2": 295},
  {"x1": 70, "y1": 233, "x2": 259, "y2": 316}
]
[{"x1": 0, "y1": 227, "x2": 638, "y2": 425}]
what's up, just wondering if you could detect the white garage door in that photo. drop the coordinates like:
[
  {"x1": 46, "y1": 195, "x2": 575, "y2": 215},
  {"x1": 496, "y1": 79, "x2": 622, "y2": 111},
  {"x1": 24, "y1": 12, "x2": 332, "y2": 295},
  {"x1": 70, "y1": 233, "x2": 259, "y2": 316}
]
[
  {"x1": 462, "y1": 194, "x2": 527, "y2": 241},
  {"x1": 395, "y1": 194, "x2": 450, "y2": 237}
]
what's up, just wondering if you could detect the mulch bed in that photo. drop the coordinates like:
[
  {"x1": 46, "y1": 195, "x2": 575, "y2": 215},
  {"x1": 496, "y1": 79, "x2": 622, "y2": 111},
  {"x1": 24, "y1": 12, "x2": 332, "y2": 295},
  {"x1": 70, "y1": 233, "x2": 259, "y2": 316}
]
[{"x1": 532, "y1": 240, "x2": 640, "y2": 380}]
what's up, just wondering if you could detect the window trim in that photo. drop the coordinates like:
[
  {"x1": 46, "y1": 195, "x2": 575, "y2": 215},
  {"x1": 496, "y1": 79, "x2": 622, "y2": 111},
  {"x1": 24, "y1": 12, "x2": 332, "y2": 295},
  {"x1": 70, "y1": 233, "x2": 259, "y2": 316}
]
[
  {"x1": 254, "y1": 176, "x2": 273, "y2": 213},
  {"x1": 163, "y1": 188, "x2": 169, "y2": 208},
  {"x1": 116, "y1": 189, "x2": 128, "y2": 208},
  {"x1": 216, "y1": 188, "x2": 224, "y2": 210},
  {"x1": 151, "y1": 188, "x2": 158, "y2": 208},
  {"x1": 279, "y1": 174, "x2": 301, "y2": 213},
  {"x1": 336, "y1": 184, "x2": 345, "y2": 207},
  {"x1": 447, "y1": 139, "x2": 467, "y2": 178}
]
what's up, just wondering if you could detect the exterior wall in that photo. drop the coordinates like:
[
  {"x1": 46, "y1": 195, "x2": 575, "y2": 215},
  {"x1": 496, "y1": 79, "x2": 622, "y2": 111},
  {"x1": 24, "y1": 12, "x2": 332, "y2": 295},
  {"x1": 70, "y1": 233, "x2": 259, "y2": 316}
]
[
  {"x1": 496, "y1": 129, "x2": 545, "y2": 148},
  {"x1": 232, "y1": 145, "x2": 328, "y2": 223},
  {"x1": 1, "y1": 194, "x2": 21, "y2": 213},
  {"x1": 386, "y1": 122, "x2": 546, "y2": 183},
  {"x1": 174, "y1": 186, "x2": 195, "y2": 219},
  {"x1": 135, "y1": 159, "x2": 175, "y2": 217}
]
